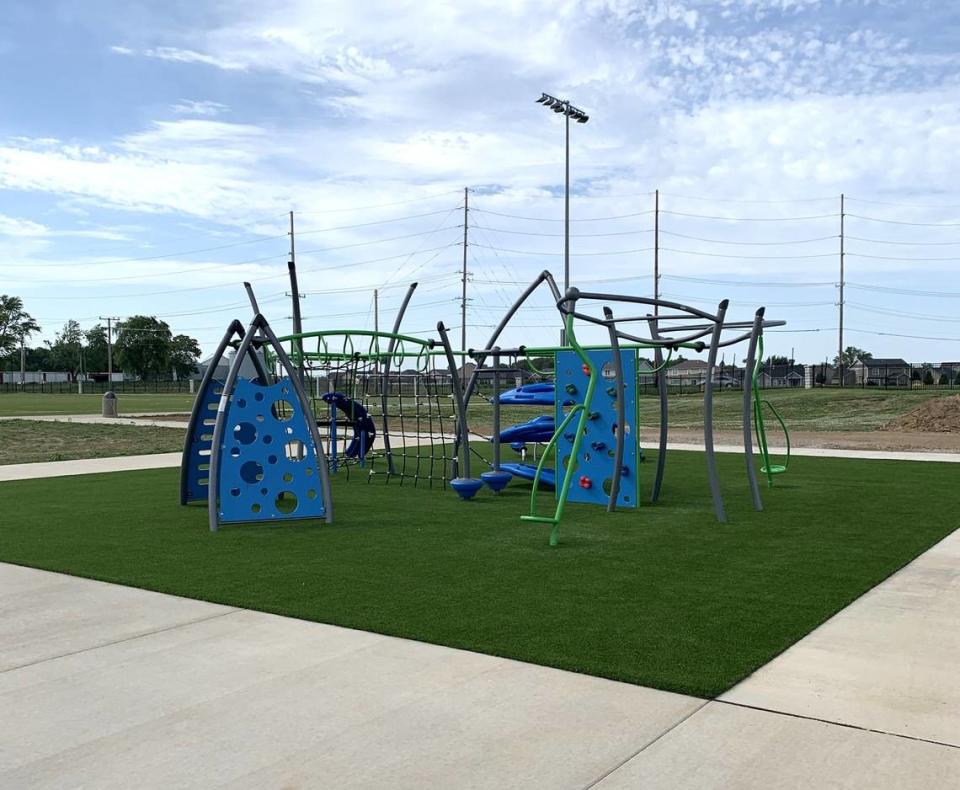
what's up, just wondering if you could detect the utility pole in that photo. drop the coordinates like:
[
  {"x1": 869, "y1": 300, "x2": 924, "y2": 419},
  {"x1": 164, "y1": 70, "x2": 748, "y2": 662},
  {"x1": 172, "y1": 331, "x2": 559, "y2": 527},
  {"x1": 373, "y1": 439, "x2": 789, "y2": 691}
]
[
  {"x1": 373, "y1": 288, "x2": 379, "y2": 376},
  {"x1": 99, "y1": 316, "x2": 119, "y2": 384},
  {"x1": 838, "y1": 193, "x2": 845, "y2": 388},
  {"x1": 19, "y1": 333, "x2": 25, "y2": 384},
  {"x1": 653, "y1": 189, "x2": 660, "y2": 314},
  {"x1": 460, "y1": 187, "x2": 469, "y2": 381}
]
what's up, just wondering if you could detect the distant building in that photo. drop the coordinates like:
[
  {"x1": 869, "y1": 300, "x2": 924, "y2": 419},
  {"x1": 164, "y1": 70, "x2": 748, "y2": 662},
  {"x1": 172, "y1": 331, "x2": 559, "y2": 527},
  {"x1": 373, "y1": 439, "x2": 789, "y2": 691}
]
[{"x1": 850, "y1": 357, "x2": 910, "y2": 387}]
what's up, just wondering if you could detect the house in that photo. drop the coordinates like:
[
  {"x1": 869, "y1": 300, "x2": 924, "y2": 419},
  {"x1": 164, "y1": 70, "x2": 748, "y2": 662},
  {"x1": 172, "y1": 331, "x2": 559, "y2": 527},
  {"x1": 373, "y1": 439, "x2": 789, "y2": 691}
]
[
  {"x1": 665, "y1": 359, "x2": 708, "y2": 386},
  {"x1": 850, "y1": 358, "x2": 910, "y2": 387},
  {"x1": 757, "y1": 364, "x2": 804, "y2": 389}
]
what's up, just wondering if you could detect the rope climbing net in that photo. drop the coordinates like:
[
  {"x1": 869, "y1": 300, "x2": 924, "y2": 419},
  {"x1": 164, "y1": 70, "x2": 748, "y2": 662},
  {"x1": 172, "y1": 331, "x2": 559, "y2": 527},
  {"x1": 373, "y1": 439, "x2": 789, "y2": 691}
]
[{"x1": 273, "y1": 329, "x2": 459, "y2": 488}]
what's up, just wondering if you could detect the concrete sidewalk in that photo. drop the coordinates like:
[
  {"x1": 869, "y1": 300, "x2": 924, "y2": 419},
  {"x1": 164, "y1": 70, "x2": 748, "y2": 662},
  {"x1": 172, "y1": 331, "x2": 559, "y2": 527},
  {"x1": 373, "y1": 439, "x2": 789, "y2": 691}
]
[{"x1": 2, "y1": 563, "x2": 958, "y2": 788}]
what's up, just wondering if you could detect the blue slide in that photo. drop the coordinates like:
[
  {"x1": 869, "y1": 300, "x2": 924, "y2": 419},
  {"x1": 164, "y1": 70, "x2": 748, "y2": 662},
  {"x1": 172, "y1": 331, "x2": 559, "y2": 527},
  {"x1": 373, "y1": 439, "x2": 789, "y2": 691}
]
[
  {"x1": 494, "y1": 414, "x2": 557, "y2": 488},
  {"x1": 496, "y1": 382, "x2": 556, "y2": 406},
  {"x1": 498, "y1": 414, "x2": 555, "y2": 444}
]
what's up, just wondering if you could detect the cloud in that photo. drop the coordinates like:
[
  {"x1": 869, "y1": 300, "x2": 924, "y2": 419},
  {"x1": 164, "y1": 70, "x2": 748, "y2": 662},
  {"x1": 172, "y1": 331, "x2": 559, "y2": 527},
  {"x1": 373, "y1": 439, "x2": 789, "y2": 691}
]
[{"x1": 170, "y1": 100, "x2": 229, "y2": 117}]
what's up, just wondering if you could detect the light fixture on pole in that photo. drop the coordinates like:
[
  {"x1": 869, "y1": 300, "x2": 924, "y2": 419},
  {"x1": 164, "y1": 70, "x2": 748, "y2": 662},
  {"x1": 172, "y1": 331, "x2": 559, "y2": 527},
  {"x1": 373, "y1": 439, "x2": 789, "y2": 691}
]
[{"x1": 535, "y1": 92, "x2": 589, "y2": 343}]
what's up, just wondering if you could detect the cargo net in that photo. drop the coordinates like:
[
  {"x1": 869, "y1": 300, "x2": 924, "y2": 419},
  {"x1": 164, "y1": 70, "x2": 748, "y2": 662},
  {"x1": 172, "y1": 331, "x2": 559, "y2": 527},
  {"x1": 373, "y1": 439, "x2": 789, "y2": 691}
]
[{"x1": 302, "y1": 345, "x2": 457, "y2": 488}]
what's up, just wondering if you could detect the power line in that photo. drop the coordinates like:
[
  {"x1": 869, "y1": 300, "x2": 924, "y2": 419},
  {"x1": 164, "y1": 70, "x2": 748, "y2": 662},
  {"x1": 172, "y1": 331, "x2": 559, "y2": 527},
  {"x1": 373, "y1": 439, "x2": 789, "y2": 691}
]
[
  {"x1": 846, "y1": 302, "x2": 960, "y2": 323},
  {"x1": 471, "y1": 242, "x2": 653, "y2": 257},
  {"x1": 294, "y1": 208, "x2": 459, "y2": 236},
  {"x1": 660, "y1": 210, "x2": 839, "y2": 222},
  {"x1": 845, "y1": 196, "x2": 960, "y2": 209},
  {"x1": 658, "y1": 192, "x2": 836, "y2": 204},
  {"x1": 846, "y1": 252, "x2": 960, "y2": 261},
  {"x1": 293, "y1": 189, "x2": 463, "y2": 214},
  {"x1": 470, "y1": 207, "x2": 654, "y2": 222},
  {"x1": 659, "y1": 229, "x2": 837, "y2": 246},
  {"x1": 846, "y1": 282, "x2": 960, "y2": 298},
  {"x1": 660, "y1": 247, "x2": 835, "y2": 260},
  {"x1": 663, "y1": 274, "x2": 835, "y2": 288},
  {"x1": 472, "y1": 225, "x2": 653, "y2": 238},
  {"x1": 845, "y1": 213, "x2": 960, "y2": 227},
  {"x1": 846, "y1": 235, "x2": 960, "y2": 246}
]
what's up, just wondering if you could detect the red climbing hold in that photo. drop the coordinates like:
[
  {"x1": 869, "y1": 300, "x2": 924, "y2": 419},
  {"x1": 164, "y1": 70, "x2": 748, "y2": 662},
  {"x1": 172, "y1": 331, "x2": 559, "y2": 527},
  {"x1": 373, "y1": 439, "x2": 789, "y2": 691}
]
[
  {"x1": 581, "y1": 363, "x2": 592, "y2": 376},
  {"x1": 578, "y1": 475, "x2": 592, "y2": 489}
]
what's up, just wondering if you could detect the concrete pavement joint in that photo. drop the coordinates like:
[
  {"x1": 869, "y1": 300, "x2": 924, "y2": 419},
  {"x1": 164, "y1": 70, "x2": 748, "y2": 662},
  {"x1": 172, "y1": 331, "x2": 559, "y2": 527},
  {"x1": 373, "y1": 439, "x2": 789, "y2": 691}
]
[
  {"x1": 583, "y1": 700, "x2": 712, "y2": 789},
  {"x1": 0, "y1": 606, "x2": 242, "y2": 675},
  {"x1": 715, "y1": 699, "x2": 960, "y2": 751}
]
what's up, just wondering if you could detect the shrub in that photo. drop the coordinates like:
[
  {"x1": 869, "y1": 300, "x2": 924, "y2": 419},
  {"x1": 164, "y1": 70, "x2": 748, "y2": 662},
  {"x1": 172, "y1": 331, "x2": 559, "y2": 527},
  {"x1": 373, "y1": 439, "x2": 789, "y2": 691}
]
[
  {"x1": 940, "y1": 373, "x2": 950, "y2": 385},
  {"x1": 924, "y1": 370, "x2": 935, "y2": 386}
]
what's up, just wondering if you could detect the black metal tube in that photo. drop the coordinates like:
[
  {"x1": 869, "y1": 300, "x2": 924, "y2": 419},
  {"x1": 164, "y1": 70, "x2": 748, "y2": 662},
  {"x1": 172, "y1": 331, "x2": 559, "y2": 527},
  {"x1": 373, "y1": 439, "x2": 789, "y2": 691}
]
[
  {"x1": 380, "y1": 282, "x2": 419, "y2": 475},
  {"x1": 437, "y1": 321, "x2": 472, "y2": 480},
  {"x1": 603, "y1": 307, "x2": 625, "y2": 513},
  {"x1": 703, "y1": 300, "x2": 729, "y2": 523}
]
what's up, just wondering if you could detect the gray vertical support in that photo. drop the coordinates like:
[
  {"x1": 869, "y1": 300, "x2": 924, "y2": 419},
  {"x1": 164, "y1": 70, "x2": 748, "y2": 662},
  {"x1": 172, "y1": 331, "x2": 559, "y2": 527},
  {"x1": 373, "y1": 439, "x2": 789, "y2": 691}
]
[
  {"x1": 380, "y1": 282, "x2": 419, "y2": 476},
  {"x1": 703, "y1": 300, "x2": 729, "y2": 523},
  {"x1": 437, "y1": 322, "x2": 471, "y2": 480},
  {"x1": 647, "y1": 316, "x2": 669, "y2": 503},
  {"x1": 603, "y1": 307, "x2": 625, "y2": 512},
  {"x1": 180, "y1": 319, "x2": 244, "y2": 506},
  {"x1": 287, "y1": 260, "x2": 304, "y2": 381},
  {"x1": 743, "y1": 308, "x2": 765, "y2": 512},
  {"x1": 491, "y1": 348, "x2": 501, "y2": 472}
]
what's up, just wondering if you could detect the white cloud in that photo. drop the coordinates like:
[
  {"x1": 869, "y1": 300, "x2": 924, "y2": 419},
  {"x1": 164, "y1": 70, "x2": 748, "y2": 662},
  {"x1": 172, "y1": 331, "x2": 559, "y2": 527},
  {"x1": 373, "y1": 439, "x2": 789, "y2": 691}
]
[{"x1": 170, "y1": 99, "x2": 229, "y2": 116}]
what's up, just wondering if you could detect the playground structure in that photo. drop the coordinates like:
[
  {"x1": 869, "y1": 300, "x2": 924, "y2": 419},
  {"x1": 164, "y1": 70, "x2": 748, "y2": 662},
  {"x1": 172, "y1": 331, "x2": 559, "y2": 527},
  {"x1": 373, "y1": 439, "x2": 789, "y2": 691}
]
[{"x1": 180, "y1": 264, "x2": 789, "y2": 544}]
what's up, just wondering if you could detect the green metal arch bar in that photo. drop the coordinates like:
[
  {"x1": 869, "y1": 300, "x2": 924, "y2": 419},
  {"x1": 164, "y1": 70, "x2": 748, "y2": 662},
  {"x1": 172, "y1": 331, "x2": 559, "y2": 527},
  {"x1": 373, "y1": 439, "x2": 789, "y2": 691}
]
[
  {"x1": 520, "y1": 312, "x2": 598, "y2": 546},
  {"x1": 751, "y1": 334, "x2": 791, "y2": 487}
]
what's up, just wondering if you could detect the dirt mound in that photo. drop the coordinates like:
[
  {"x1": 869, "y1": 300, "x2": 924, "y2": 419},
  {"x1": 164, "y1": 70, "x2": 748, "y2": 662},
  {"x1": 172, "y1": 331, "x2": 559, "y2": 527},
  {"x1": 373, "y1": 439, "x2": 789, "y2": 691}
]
[{"x1": 885, "y1": 395, "x2": 960, "y2": 433}]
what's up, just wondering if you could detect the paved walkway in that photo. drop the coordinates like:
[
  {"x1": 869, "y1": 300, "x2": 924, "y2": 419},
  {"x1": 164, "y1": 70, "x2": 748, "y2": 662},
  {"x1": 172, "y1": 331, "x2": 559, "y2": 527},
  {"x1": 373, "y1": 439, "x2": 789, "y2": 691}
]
[{"x1": 2, "y1": 554, "x2": 958, "y2": 788}]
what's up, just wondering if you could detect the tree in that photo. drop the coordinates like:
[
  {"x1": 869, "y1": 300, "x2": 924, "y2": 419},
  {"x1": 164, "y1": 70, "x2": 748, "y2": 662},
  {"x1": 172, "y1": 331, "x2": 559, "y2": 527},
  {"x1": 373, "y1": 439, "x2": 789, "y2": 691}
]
[
  {"x1": 939, "y1": 373, "x2": 950, "y2": 385},
  {"x1": 765, "y1": 355, "x2": 789, "y2": 366},
  {"x1": 924, "y1": 369, "x2": 934, "y2": 386},
  {"x1": 833, "y1": 346, "x2": 871, "y2": 367},
  {"x1": 46, "y1": 320, "x2": 85, "y2": 379},
  {"x1": 84, "y1": 325, "x2": 110, "y2": 374},
  {"x1": 169, "y1": 334, "x2": 201, "y2": 380},
  {"x1": 0, "y1": 295, "x2": 41, "y2": 360},
  {"x1": 115, "y1": 316, "x2": 172, "y2": 380}
]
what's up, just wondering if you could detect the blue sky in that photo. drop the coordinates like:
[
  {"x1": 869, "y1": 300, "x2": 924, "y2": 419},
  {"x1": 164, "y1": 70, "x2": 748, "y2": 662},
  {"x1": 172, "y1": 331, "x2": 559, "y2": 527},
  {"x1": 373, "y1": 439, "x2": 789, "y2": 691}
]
[{"x1": 2, "y1": 0, "x2": 960, "y2": 364}]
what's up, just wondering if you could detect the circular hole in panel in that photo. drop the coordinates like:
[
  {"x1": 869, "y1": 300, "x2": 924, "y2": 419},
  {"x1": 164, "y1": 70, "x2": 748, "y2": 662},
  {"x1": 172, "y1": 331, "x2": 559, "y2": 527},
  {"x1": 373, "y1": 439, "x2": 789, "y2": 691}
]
[
  {"x1": 230, "y1": 447, "x2": 241, "y2": 458},
  {"x1": 255, "y1": 414, "x2": 265, "y2": 423},
  {"x1": 237, "y1": 397, "x2": 247, "y2": 408},
  {"x1": 261, "y1": 487, "x2": 269, "y2": 495},
  {"x1": 624, "y1": 495, "x2": 631, "y2": 503},
  {"x1": 275, "y1": 491, "x2": 298, "y2": 514},
  {"x1": 230, "y1": 487, "x2": 240, "y2": 497},
  {"x1": 602, "y1": 478, "x2": 613, "y2": 495},
  {"x1": 240, "y1": 461, "x2": 264, "y2": 484},
  {"x1": 233, "y1": 422, "x2": 257, "y2": 445},
  {"x1": 271, "y1": 399, "x2": 294, "y2": 422},
  {"x1": 306, "y1": 489, "x2": 317, "y2": 500},
  {"x1": 263, "y1": 435, "x2": 273, "y2": 445},
  {"x1": 284, "y1": 439, "x2": 306, "y2": 462},
  {"x1": 283, "y1": 472, "x2": 293, "y2": 483},
  {"x1": 305, "y1": 467, "x2": 314, "y2": 476},
  {"x1": 251, "y1": 503, "x2": 262, "y2": 514},
  {"x1": 268, "y1": 455, "x2": 278, "y2": 465},
  {"x1": 254, "y1": 392, "x2": 264, "y2": 402}
]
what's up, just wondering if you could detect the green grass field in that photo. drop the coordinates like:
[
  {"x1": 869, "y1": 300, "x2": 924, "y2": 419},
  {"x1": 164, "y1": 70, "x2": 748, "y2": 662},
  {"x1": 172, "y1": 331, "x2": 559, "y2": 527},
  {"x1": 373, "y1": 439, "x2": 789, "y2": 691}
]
[
  {"x1": 2, "y1": 450, "x2": 955, "y2": 698},
  {"x1": 0, "y1": 392, "x2": 195, "y2": 417},
  {"x1": 0, "y1": 420, "x2": 186, "y2": 465}
]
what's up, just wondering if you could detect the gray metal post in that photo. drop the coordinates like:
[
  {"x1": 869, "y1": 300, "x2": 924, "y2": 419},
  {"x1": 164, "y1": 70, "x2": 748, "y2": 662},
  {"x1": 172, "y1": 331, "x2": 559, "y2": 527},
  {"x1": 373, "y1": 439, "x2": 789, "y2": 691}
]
[
  {"x1": 491, "y1": 348, "x2": 501, "y2": 472},
  {"x1": 437, "y1": 321, "x2": 471, "y2": 480},
  {"x1": 647, "y1": 316, "x2": 669, "y2": 503},
  {"x1": 703, "y1": 300, "x2": 729, "y2": 523},
  {"x1": 603, "y1": 307, "x2": 625, "y2": 512},
  {"x1": 742, "y1": 308, "x2": 765, "y2": 512}
]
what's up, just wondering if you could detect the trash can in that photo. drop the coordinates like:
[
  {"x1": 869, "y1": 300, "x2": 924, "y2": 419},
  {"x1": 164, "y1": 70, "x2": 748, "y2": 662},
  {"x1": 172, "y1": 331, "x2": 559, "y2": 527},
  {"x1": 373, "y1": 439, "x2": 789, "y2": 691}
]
[{"x1": 102, "y1": 391, "x2": 118, "y2": 418}]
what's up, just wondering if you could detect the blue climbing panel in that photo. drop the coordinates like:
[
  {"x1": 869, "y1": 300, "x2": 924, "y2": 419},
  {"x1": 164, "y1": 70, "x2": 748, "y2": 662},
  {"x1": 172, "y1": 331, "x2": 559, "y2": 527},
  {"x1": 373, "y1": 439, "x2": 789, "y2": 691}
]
[
  {"x1": 183, "y1": 376, "x2": 224, "y2": 503},
  {"x1": 554, "y1": 348, "x2": 639, "y2": 509},
  {"x1": 216, "y1": 376, "x2": 327, "y2": 523}
]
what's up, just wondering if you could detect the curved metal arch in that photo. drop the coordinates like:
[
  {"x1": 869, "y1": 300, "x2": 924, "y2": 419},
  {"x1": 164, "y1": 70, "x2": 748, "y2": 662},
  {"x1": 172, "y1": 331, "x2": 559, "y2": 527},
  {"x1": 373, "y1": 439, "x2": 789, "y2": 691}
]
[{"x1": 208, "y1": 314, "x2": 333, "y2": 532}]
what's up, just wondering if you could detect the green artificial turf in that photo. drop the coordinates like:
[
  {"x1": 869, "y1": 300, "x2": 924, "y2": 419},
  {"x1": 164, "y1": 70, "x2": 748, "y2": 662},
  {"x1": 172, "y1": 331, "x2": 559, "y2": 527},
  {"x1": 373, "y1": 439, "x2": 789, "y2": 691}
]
[{"x1": 1, "y1": 451, "x2": 956, "y2": 698}]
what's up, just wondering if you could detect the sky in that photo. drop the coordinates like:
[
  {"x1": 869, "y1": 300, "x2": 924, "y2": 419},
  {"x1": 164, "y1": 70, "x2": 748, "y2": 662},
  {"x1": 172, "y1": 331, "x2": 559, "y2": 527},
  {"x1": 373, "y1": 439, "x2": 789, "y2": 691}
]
[{"x1": 2, "y1": 0, "x2": 960, "y2": 366}]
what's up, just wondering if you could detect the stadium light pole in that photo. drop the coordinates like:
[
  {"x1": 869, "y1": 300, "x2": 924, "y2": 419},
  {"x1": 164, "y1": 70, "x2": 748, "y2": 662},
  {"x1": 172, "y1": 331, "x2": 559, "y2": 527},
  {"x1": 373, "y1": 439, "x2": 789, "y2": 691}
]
[{"x1": 535, "y1": 93, "x2": 589, "y2": 298}]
